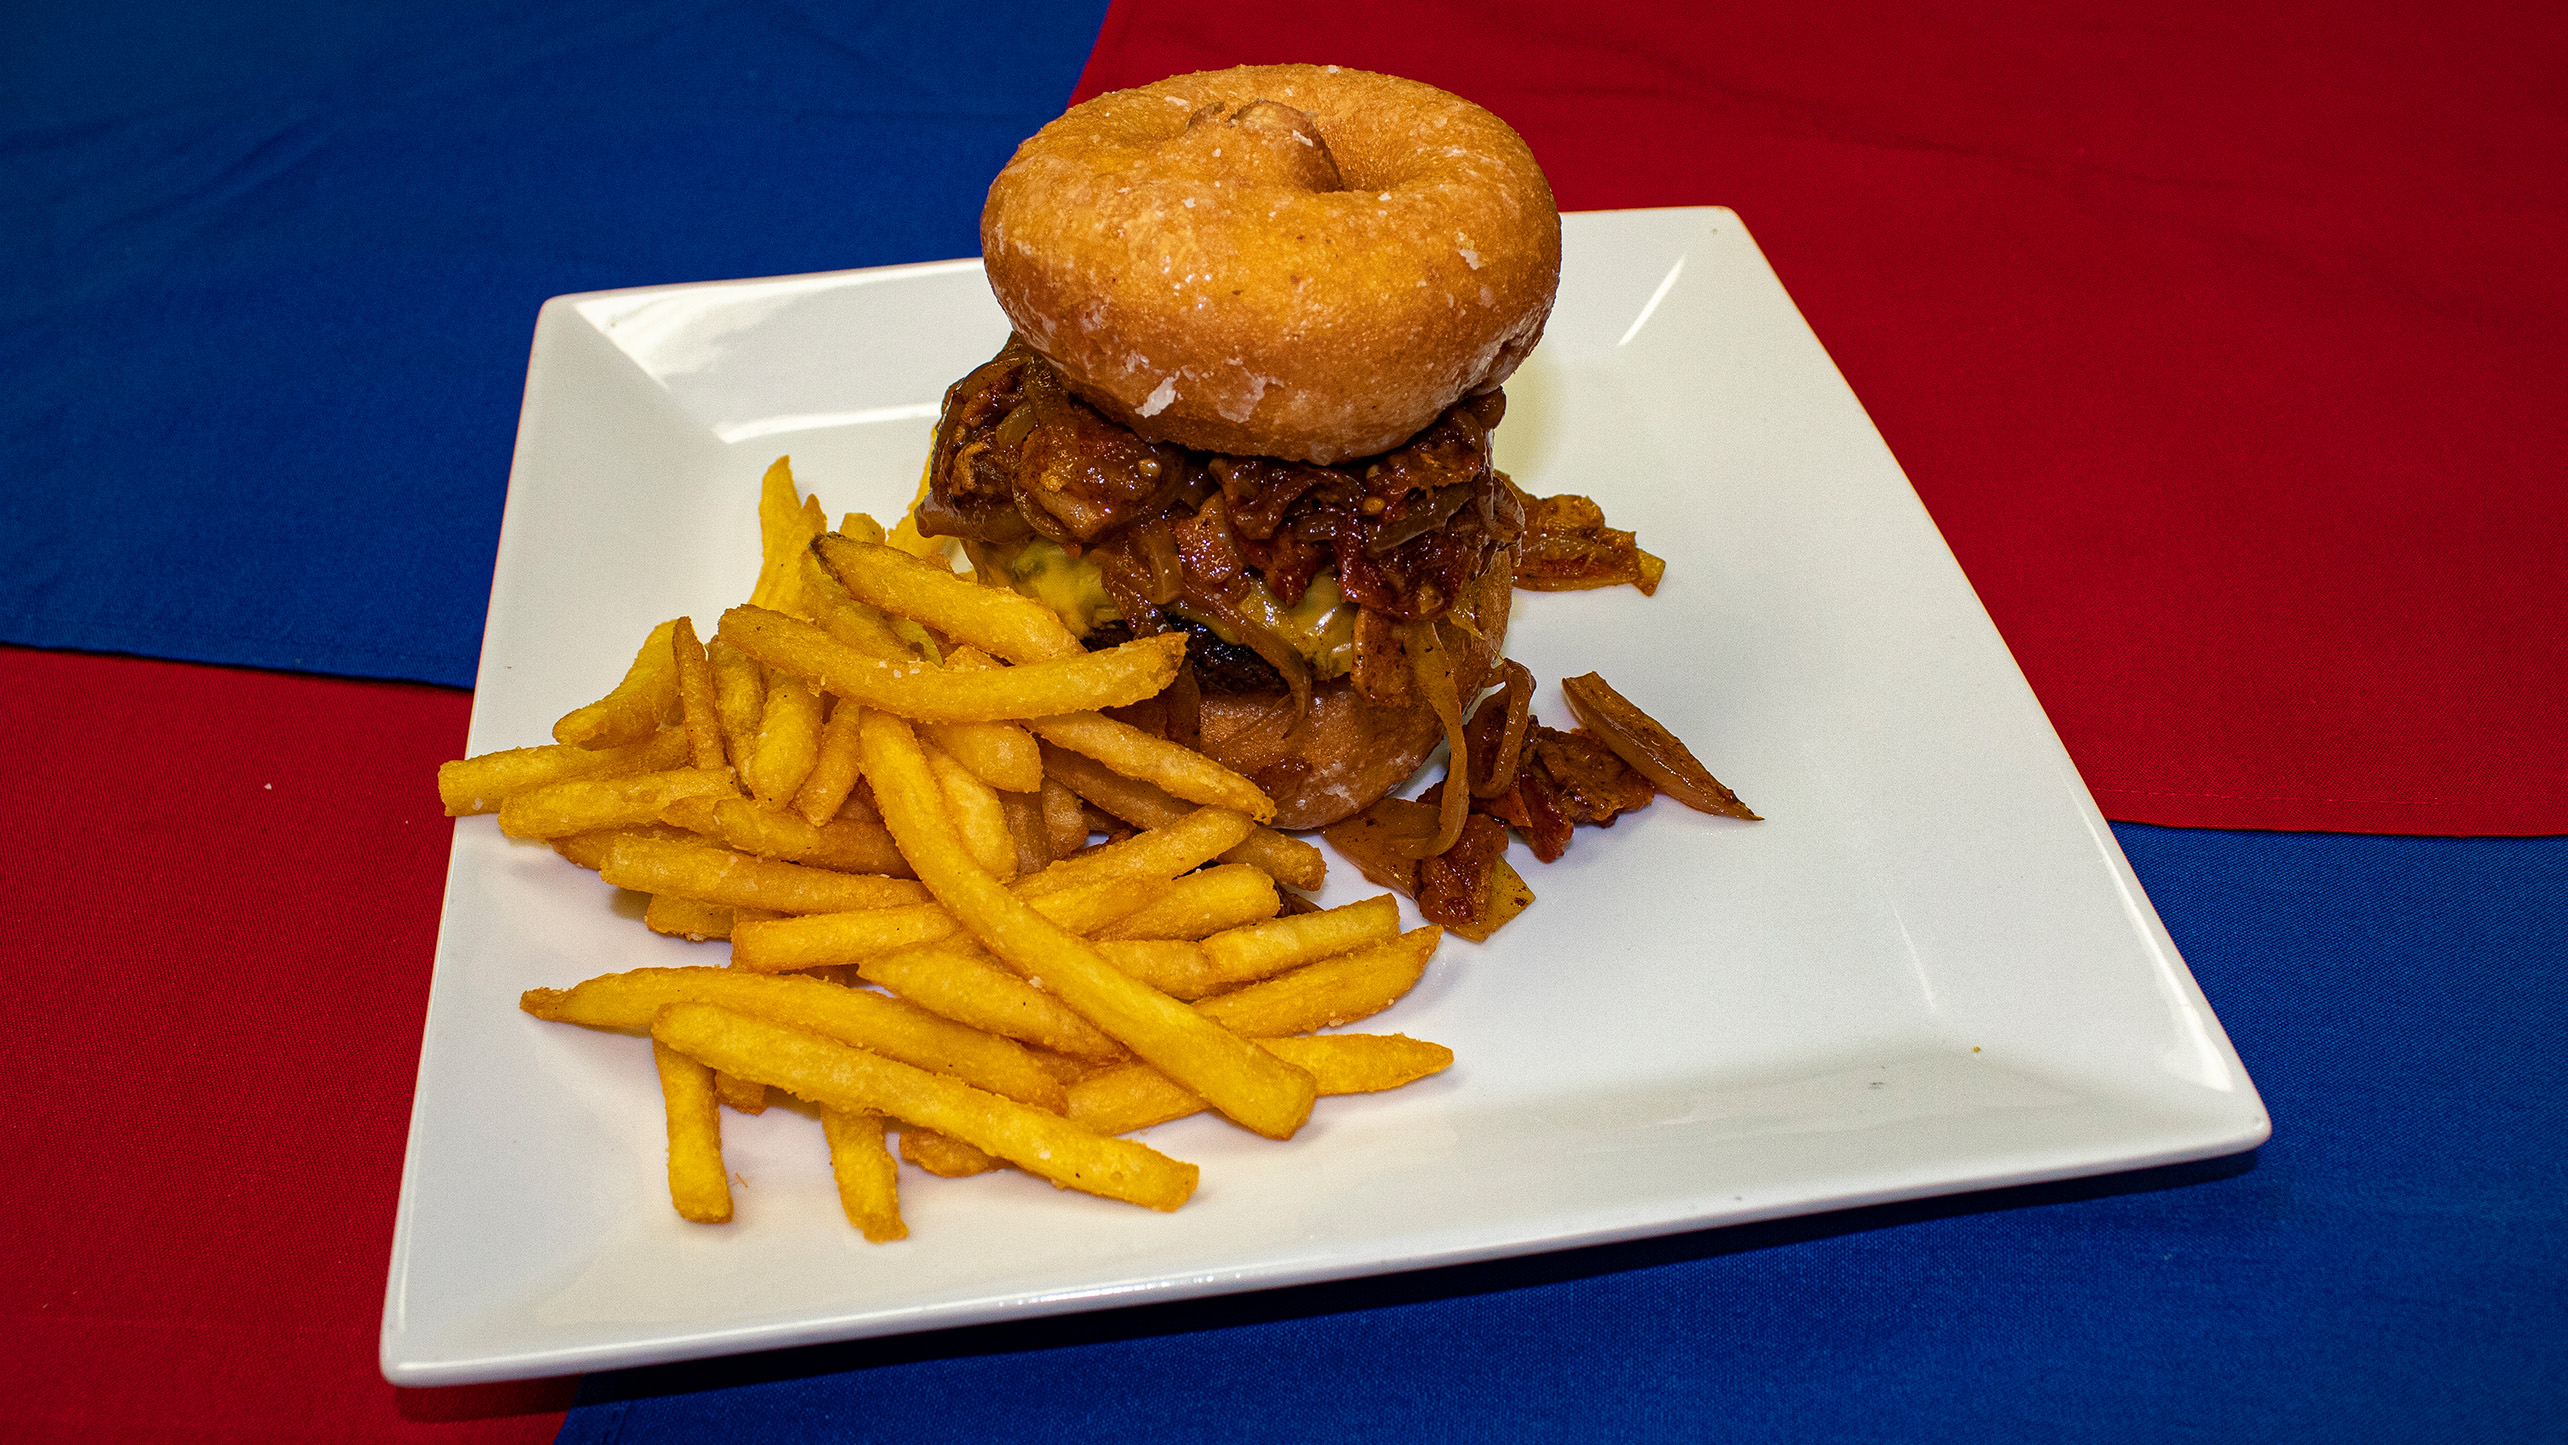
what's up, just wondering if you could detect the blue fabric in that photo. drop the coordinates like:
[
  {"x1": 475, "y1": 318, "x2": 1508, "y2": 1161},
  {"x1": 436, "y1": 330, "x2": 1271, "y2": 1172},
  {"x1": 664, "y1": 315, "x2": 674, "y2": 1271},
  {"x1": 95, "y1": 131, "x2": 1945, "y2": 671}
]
[
  {"x1": 563, "y1": 825, "x2": 2567, "y2": 1443},
  {"x1": 2, "y1": 0, "x2": 1108, "y2": 686}
]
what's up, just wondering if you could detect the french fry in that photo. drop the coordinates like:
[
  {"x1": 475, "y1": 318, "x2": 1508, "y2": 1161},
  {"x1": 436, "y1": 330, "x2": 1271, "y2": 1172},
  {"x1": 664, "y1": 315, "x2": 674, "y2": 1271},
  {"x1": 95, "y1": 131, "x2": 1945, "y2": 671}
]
[
  {"x1": 857, "y1": 942, "x2": 1126, "y2": 1058},
  {"x1": 999, "y1": 788, "x2": 1053, "y2": 874},
  {"x1": 898, "y1": 1126, "x2": 1001, "y2": 1177},
  {"x1": 793, "y1": 697, "x2": 866, "y2": 827},
  {"x1": 727, "y1": 875, "x2": 1163, "y2": 972},
  {"x1": 1091, "y1": 940, "x2": 1222, "y2": 1000},
  {"x1": 497, "y1": 768, "x2": 736, "y2": 840},
  {"x1": 671, "y1": 617, "x2": 727, "y2": 771},
  {"x1": 652, "y1": 1040, "x2": 732, "y2": 1223},
  {"x1": 651, "y1": 1003, "x2": 1195, "y2": 1210},
  {"x1": 927, "y1": 648, "x2": 1075, "y2": 795},
  {"x1": 643, "y1": 893, "x2": 780, "y2": 941},
  {"x1": 743, "y1": 675, "x2": 825, "y2": 806},
  {"x1": 438, "y1": 728, "x2": 689, "y2": 816},
  {"x1": 555, "y1": 620, "x2": 683, "y2": 750},
  {"x1": 921, "y1": 742, "x2": 1017, "y2": 879},
  {"x1": 714, "y1": 1070, "x2": 768, "y2": 1114},
  {"x1": 599, "y1": 835, "x2": 927, "y2": 914},
  {"x1": 520, "y1": 966, "x2": 1065, "y2": 1111},
  {"x1": 708, "y1": 638, "x2": 766, "y2": 769},
  {"x1": 1096, "y1": 863, "x2": 1279, "y2": 941},
  {"x1": 814, "y1": 533, "x2": 1083, "y2": 664},
  {"x1": 1192, "y1": 927, "x2": 1444, "y2": 1038},
  {"x1": 861, "y1": 709, "x2": 1316, "y2": 1140},
  {"x1": 1068, "y1": 1034, "x2": 1456, "y2": 1135},
  {"x1": 1038, "y1": 744, "x2": 1324, "y2": 891},
  {"x1": 552, "y1": 824, "x2": 701, "y2": 872},
  {"x1": 659, "y1": 794, "x2": 911, "y2": 877},
  {"x1": 1015, "y1": 806, "x2": 1254, "y2": 898},
  {"x1": 1025, "y1": 711, "x2": 1275, "y2": 822},
  {"x1": 1042, "y1": 777, "x2": 1091, "y2": 856},
  {"x1": 1200, "y1": 894, "x2": 1403, "y2": 986},
  {"x1": 804, "y1": 554, "x2": 928, "y2": 661},
  {"x1": 720, "y1": 606, "x2": 1185, "y2": 723},
  {"x1": 748, "y1": 457, "x2": 826, "y2": 617},
  {"x1": 822, "y1": 1108, "x2": 906, "y2": 1241}
]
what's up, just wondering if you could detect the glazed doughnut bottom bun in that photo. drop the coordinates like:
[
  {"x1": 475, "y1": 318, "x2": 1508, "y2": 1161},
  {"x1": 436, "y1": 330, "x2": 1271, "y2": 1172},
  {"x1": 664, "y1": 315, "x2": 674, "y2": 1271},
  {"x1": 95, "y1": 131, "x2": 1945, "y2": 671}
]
[{"x1": 982, "y1": 64, "x2": 1561, "y2": 465}]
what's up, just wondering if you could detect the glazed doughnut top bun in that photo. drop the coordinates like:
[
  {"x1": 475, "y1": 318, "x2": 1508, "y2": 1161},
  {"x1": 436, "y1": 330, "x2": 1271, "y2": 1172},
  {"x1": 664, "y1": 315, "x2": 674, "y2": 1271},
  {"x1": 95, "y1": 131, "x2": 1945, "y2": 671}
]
[{"x1": 982, "y1": 65, "x2": 1561, "y2": 464}]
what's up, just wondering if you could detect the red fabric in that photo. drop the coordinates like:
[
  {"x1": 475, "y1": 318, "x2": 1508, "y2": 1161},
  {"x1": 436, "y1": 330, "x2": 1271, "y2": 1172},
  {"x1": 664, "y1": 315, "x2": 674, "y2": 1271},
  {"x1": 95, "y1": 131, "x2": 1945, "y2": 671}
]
[
  {"x1": 0, "y1": 647, "x2": 570, "y2": 1443},
  {"x1": 1072, "y1": 0, "x2": 2568, "y2": 835}
]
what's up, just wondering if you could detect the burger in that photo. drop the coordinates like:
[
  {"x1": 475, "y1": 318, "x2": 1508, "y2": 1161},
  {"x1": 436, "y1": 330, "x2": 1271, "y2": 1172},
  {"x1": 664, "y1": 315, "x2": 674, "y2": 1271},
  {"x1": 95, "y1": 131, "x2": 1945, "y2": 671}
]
[{"x1": 912, "y1": 65, "x2": 1561, "y2": 829}]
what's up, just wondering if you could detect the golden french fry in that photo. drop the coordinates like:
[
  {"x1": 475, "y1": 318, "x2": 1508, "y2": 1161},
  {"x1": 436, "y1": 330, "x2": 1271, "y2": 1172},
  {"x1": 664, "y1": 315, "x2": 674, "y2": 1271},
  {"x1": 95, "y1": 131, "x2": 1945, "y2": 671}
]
[
  {"x1": 1092, "y1": 940, "x2": 1220, "y2": 1000},
  {"x1": 497, "y1": 768, "x2": 736, "y2": 840},
  {"x1": 1015, "y1": 806, "x2": 1253, "y2": 898},
  {"x1": 708, "y1": 638, "x2": 766, "y2": 769},
  {"x1": 651, "y1": 1003, "x2": 1195, "y2": 1210},
  {"x1": 552, "y1": 824, "x2": 701, "y2": 872},
  {"x1": 898, "y1": 1125, "x2": 1001, "y2": 1178},
  {"x1": 1192, "y1": 927, "x2": 1444, "y2": 1038},
  {"x1": 861, "y1": 709, "x2": 1315, "y2": 1140},
  {"x1": 714, "y1": 1070, "x2": 768, "y2": 1114},
  {"x1": 1025, "y1": 711, "x2": 1275, "y2": 822},
  {"x1": 671, "y1": 617, "x2": 727, "y2": 771},
  {"x1": 1037, "y1": 744, "x2": 1324, "y2": 891},
  {"x1": 659, "y1": 794, "x2": 911, "y2": 877},
  {"x1": 652, "y1": 1040, "x2": 732, "y2": 1223},
  {"x1": 643, "y1": 893, "x2": 780, "y2": 941},
  {"x1": 1200, "y1": 894, "x2": 1403, "y2": 986},
  {"x1": 921, "y1": 742, "x2": 1017, "y2": 879},
  {"x1": 858, "y1": 942, "x2": 1126, "y2": 1058},
  {"x1": 814, "y1": 533, "x2": 1083, "y2": 664},
  {"x1": 721, "y1": 606, "x2": 1184, "y2": 723},
  {"x1": 793, "y1": 696, "x2": 866, "y2": 827},
  {"x1": 748, "y1": 457, "x2": 826, "y2": 616},
  {"x1": 727, "y1": 875, "x2": 1162, "y2": 972},
  {"x1": 1068, "y1": 1034, "x2": 1456, "y2": 1135},
  {"x1": 804, "y1": 553, "x2": 928, "y2": 661},
  {"x1": 999, "y1": 788, "x2": 1053, "y2": 874},
  {"x1": 1041, "y1": 777, "x2": 1092, "y2": 856},
  {"x1": 823, "y1": 1108, "x2": 906, "y2": 1241},
  {"x1": 743, "y1": 675, "x2": 825, "y2": 805},
  {"x1": 438, "y1": 728, "x2": 689, "y2": 816},
  {"x1": 600, "y1": 835, "x2": 927, "y2": 914},
  {"x1": 555, "y1": 620, "x2": 683, "y2": 749},
  {"x1": 926, "y1": 649, "x2": 1068, "y2": 794},
  {"x1": 1096, "y1": 863, "x2": 1279, "y2": 941},
  {"x1": 520, "y1": 965, "x2": 1065, "y2": 1110}
]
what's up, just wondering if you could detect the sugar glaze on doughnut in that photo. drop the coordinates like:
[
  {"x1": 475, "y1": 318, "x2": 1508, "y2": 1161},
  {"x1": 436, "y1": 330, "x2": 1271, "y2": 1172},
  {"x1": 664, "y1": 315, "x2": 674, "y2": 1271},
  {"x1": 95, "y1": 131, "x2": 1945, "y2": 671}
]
[{"x1": 982, "y1": 65, "x2": 1560, "y2": 465}]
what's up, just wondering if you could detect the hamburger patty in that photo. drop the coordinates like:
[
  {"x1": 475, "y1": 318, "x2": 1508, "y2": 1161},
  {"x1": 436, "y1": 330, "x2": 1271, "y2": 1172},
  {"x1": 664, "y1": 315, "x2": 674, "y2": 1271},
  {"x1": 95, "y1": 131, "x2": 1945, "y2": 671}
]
[{"x1": 920, "y1": 338, "x2": 1526, "y2": 656}]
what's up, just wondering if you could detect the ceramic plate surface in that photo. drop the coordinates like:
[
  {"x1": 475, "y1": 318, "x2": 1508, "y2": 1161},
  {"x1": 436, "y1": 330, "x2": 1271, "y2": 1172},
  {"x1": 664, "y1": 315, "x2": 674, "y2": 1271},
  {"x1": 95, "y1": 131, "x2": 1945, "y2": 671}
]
[{"x1": 382, "y1": 208, "x2": 2267, "y2": 1386}]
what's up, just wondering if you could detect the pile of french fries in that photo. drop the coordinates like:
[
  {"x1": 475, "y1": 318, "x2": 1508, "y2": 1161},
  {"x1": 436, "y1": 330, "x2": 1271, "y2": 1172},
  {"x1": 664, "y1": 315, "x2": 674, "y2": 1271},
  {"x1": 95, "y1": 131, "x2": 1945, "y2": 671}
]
[{"x1": 439, "y1": 459, "x2": 1453, "y2": 1237}]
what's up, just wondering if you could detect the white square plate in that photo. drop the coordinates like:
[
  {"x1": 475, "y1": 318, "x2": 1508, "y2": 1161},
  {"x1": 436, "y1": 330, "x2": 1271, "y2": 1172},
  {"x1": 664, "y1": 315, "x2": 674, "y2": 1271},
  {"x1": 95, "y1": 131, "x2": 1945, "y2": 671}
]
[{"x1": 382, "y1": 208, "x2": 2267, "y2": 1386}]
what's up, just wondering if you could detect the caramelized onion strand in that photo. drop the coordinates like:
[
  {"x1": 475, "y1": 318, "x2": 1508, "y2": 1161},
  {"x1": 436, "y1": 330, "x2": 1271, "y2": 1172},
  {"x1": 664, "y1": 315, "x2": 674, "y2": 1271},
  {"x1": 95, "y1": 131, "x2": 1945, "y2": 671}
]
[
  {"x1": 1400, "y1": 619, "x2": 1472, "y2": 858},
  {"x1": 1558, "y1": 672, "x2": 1760, "y2": 820},
  {"x1": 1469, "y1": 660, "x2": 1535, "y2": 798}
]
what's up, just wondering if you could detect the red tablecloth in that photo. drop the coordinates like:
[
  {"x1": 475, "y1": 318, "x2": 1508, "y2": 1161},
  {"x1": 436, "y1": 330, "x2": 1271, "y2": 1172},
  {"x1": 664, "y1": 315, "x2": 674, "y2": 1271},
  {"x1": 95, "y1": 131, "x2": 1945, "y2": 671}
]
[{"x1": 1077, "y1": 0, "x2": 2568, "y2": 835}]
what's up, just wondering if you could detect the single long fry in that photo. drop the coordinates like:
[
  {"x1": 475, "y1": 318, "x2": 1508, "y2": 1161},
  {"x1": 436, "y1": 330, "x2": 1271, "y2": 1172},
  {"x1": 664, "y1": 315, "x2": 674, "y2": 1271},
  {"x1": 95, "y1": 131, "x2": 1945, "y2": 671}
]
[
  {"x1": 748, "y1": 457, "x2": 826, "y2": 616},
  {"x1": 438, "y1": 728, "x2": 688, "y2": 816},
  {"x1": 708, "y1": 638, "x2": 765, "y2": 769},
  {"x1": 1041, "y1": 778, "x2": 1091, "y2": 856},
  {"x1": 921, "y1": 742, "x2": 1017, "y2": 879},
  {"x1": 497, "y1": 768, "x2": 736, "y2": 840},
  {"x1": 815, "y1": 533, "x2": 1083, "y2": 664},
  {"x1": 1200, "y1": 894, "x2": 1403, "y2": 986},
  {"x1": 1069, "y1": 1034, "x2": 1456, "y2": 1135},
  {"x1": 920, "y1": 650, "x2": 1047, "y2": 792},
  {"x1": 671, "y1": 617, "x2": 726, "y2": 771},
  {"x1": 651, "y1": 1040, "x2": 732, "y2": 1223},
  {"x1": 556, "y1": 620, "x2": 683, "y2": 749},
  {"x1": 644, "y1": 893, "x2": 779, "y2": 941},
  {"x1": 1026, "y1": 711, "x2": 1275, "y2": 822},
  {"x1": 862, "y1": 710, "x2": 1315, "y2": 1140},
  {"x1": 793, "y1": 696, "x2": 867, "y2": 826},
  {"x1": 898, "y1": 1126, "x2": 1001, "y2": 1178},
  {"x1": 822, "y1": 1108, "x2": 906, "y2": 1242},
  {"x1": 743, "y1": 675, "x2": 825, "y2": 806},
  {"x1": 1092, "y1": 940, "x2": 1221, "y2": 1000},
  {"x1": 728, "y1": 874, "x2": 1161, "y2": 971},
  {"x1": 521, "y1": 965, "x2": 1064, "y2": 1110},
  {"x1": 1097, "y1": 863, "x2": 1279, "y2": 941},
  {"x1": 660, "y1": 794, "x2": 911, "y2": 878},
  {"x1": 551, "y1": 824, "x2": 700, "y2": 872},
  {"x1": 1038, "y1": 744, "x2": 1324, "y2": 891},
  {"x1": 721, "y1": 607, "x2": 1184, "y2": 723},
  {"x1": 599, "y1": 835, "x2": 926, "y2": 914},
  {"x1": 714, "y1": 1070, "x2": 768, "y2": 1114},
  {"x1": 858, "y1": 943, "x2": 1126, "y2": 1058},
  {"x1": 652, "y1": 1003, "x2": 1195, "y2": 1210},
  {"x1": 1192, "y1": 927, "x2": 1443, "y2": 1038}
]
